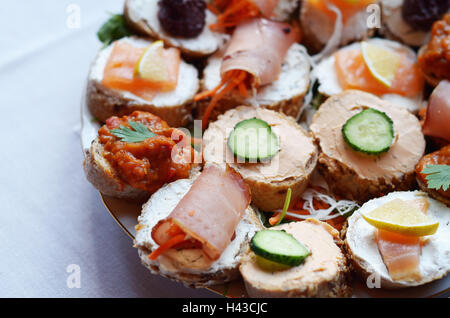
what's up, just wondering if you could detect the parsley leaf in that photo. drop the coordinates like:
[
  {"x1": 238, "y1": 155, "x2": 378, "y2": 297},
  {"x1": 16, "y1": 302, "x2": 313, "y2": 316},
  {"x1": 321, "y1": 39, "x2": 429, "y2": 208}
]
[
  {"x1": 97, "y1": 14, "x2": 132, "y2": 47},
  {"x1": 110, "y1": 121, "x2": 156, "y2": 143},
  {"x1": 421, "y1": 165, "x2": 450, "y2": 191}
]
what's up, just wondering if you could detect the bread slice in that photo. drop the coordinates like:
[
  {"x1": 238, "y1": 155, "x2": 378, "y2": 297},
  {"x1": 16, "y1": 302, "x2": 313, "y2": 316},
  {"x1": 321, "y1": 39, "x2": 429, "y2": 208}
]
[
  {"x1": 83, "y1": 139, "x2": 149, "y2": 201},
  {"x1": 310, "y1": 90, "x2": 425, "y2": 204},
  {"x1": 86, "y1": 37, "x2": 199, "y2": 127},
  {"x1": 196, "y1": 43, "x2": 311, "y2": 122},
  {"x1": 83, "y1": 138, "x2": 200, "y2": 202},
  {"x1": 239, "y1": 219, "x2": 352, "y2": 297},
  {"x1": 124, "y1": 0, "x2": 228, "y2": 58},
  {"x1": 344, "y1": 191, "x2": 450, "y2": 289},
  {"x1": 203, "y1": 106, "x2": 318, "y2": 212},
  {"x1": 134, "y1": 177, "x2": 264, "y2": 288}
]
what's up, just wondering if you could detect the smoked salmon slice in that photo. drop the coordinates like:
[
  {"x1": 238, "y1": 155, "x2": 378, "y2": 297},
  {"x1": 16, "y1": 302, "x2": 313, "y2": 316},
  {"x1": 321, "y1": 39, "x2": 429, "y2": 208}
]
[
  {"x1": 102, "y1": 41, "x2": 180, "y2": 101},
  {"x1": 308, "y1": 0, "x2": 375, "y2": 23},
  {"x1": 376, "y1": 229, "x2": 422, "y2": 282},
  {"x1": 152, "y1": 165, "x2": 251, "y2": 260},
  {"x1": 375, "y1": 198, "x2": 428, "y2": 282},
  {"x1": 334, "y1": 48, "x2": 424, "y2": 98}
]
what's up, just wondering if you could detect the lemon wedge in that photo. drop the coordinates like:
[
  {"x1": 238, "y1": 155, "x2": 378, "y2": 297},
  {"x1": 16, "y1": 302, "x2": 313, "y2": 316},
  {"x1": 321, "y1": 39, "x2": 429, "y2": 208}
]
[
  {"x1": 361, "y1": 41, "x2": 401, "y2": 88},
  {"x1": 362, "y1": 199, "x2": 439, "y2": 236},
  {"x1": 135, "y1": 40, "x2": 168, "y2": 82}
]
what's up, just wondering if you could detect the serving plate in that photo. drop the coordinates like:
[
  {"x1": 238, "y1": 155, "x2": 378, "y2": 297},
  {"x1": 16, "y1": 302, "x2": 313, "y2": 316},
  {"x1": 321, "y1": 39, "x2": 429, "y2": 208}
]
[{"x1": 81, "y1": 89, "x2": 450, "y2": 298}]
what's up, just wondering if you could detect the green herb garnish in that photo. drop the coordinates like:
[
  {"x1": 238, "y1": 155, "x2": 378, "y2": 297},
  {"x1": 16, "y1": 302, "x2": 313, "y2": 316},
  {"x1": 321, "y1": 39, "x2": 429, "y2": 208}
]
[
  {"x1": 110, "y1": 121, "x2": 156, "y2": 143},
  {"x1": 275, "y1": 188, "x2": 292, "y2": 226},
  {"x1": 97, "y1": 14, "x2": 132, "y2": 47},
  {"x1": 421, "y1": 165, "x2": 450, "y2": 191}
]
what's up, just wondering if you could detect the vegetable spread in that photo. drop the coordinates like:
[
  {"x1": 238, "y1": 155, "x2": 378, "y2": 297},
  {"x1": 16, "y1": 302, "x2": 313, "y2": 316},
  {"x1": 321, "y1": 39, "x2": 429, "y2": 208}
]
[{"x1": 98, "y1": 111, "x2": 193, "y2": 193}]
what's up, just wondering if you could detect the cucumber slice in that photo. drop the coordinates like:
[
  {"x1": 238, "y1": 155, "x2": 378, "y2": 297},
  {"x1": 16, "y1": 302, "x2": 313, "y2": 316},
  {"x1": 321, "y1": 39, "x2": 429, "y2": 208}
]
[
  {"x1": 228, "y1": 118, "x2": 279, "y2": 161},
  {"x1": 342, "y1": 108, "x2": 394, "y2": 155},
  {"x1": 250, "y1": 230, "x2": 309, "y2": 267}
]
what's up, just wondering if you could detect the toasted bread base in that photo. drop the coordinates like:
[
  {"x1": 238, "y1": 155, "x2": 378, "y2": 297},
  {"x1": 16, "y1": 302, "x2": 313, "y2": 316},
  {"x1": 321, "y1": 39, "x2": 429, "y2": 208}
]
[
  {"x1": 240, "y1": 219, "x2": 352, "y2": 297},
  {"x1": 316, "y1": 152, "x2": 417, "y2": 205},
  {"x1": 86, "y1": 80, "x2": 194, "y2": 128},
  {"x1": 83, "y1": 139, "x2": 150, "y2": 201}
]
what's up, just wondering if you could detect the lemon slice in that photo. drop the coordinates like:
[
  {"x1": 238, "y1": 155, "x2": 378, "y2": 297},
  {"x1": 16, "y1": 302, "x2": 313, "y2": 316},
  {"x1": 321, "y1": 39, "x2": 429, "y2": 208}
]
[
  {"x1": 361, "y1": 41, "x2": 401, "y2": 88},
  {"x1": 135, "y1": 40, "x2": 168, "y2": 82},
  {"x1": 362, "y1": 199, "x2": 439, "y2": 236}
]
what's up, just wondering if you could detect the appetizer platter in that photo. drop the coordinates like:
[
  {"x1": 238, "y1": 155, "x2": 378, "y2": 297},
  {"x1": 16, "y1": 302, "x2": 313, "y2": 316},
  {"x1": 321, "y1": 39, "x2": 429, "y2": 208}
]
[{"x1": 81, "y1": 0, "x2": 450, "y2": 298}]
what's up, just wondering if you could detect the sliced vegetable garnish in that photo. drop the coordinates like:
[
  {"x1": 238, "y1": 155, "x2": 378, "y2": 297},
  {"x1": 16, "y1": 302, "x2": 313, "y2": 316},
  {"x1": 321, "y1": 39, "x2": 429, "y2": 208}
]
[
  {"x1": 250, "y1": 229, "x2": 309, "y2": 267},
  {"x1": 148, "y1": 234, "x2": 186, "y2": 260},
  {"x1": 272, "y1": 188, "x2": 292, "y2": 226},
  {"x1": 110, "y1": 120, "x2": 156, "y2": 143},
  {"x1": 135, "y1": 41, "x2": 168, "y2": 82},
  {"x1": 361, "y1": 41, "x2": 401, "y2": 88},
  {"x1": 97, "y1": 14, "x2": 132, "y2": 47},
  {"x1": 228, "y1": 117, "x2": 280, "y2": 162},
  {"x1": 342, "y1": 108, "x2": 394, "y2": 155},
  {"x1": 421, "y1": 164, "x2": 450, "y2": 191},
  {"x1": 361, "y1": 199, "x2": 439, "y2": 237}
]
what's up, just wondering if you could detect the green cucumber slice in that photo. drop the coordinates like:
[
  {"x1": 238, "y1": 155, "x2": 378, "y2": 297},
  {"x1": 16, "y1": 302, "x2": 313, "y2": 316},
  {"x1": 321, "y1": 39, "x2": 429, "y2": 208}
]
[
  {"x1": 250, "y1": 229, "x2": 309, "y2": 267},
  {"x1": 227, "y1": 117, "x2": 279, "y2": 161},
  {"x1": 342, "y1": 108, "x2": 394, "y2": 155}
]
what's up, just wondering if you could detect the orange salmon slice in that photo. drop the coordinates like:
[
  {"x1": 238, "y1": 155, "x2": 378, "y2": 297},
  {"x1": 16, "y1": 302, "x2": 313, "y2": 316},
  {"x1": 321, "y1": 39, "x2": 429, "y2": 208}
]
[
  {"x1": 308, "y1": 0, "x2": 375, "y2": 23},
  {"x1": 375, "y1": 198, "x2": 428, "y2": 282},
  {"x1": 102, "y1": 41, "x2": 180, "y2": 101},
  {"x1": 334, "y1": 48, "x2": 424, "y2": 98}
]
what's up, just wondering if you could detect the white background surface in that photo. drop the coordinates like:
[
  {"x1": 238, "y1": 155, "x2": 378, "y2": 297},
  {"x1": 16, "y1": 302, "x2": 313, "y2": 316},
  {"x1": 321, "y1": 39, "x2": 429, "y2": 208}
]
[{"x1": 0, "y1": 0, "x2": 218, "y2": 298}]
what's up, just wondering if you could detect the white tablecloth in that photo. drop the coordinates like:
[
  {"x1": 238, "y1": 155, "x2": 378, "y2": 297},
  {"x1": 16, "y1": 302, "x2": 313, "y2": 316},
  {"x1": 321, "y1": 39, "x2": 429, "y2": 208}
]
[{"x1": 0, "y1": 0, "x2": 218, "y2": 298}]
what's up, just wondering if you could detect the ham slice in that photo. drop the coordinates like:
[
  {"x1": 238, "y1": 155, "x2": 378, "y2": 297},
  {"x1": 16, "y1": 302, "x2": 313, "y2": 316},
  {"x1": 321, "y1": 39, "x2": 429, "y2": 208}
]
[
  {"x1": 220, "y1": 18, "x2": 298, "y2": 86},
  {"x1": 375, "y1": 198, "x2": 428, "y2": 282},
  {"x1": 152, "y1": 165, "x2": 250, "y2": 260},
  {"x1": 422, "y1": 80, "x2": 450, "y2": 142},
  {"x1": 253, "y1": 0, "x2": 279, "y2": 17}
]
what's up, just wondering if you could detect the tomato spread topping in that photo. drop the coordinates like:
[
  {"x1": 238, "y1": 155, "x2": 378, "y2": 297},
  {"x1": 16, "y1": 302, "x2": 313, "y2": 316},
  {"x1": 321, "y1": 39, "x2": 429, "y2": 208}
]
[
  {"x1": 98, "y1": 111, "x2": 193, "y2": 193},
  {"x1": 418, "y1": 13, "x2": 450, "y2": 82},
  {"x1": 416, "y1": 145, "x2": 450, "y2": 199}
]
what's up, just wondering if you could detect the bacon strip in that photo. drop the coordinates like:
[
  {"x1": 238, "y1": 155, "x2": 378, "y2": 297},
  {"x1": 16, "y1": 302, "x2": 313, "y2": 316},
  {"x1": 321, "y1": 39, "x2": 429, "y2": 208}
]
[
  {"x1": 152, "y1": 165, "x2": 250, "y2": 260},
  {"x1": 423, "y1": 80, "x2": 450, "y2": 142},
  {"x1": 220, "y1": 18, "x2": 299, "y2": 87}
]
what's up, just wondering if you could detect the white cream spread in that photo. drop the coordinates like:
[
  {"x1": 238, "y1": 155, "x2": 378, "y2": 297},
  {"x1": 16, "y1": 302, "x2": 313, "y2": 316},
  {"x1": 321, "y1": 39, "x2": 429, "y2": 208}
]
[{"x1": 126, "y1": 0, "x2": 228, "y2": 55}]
